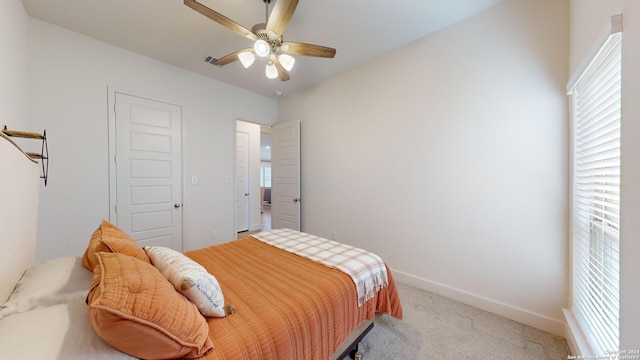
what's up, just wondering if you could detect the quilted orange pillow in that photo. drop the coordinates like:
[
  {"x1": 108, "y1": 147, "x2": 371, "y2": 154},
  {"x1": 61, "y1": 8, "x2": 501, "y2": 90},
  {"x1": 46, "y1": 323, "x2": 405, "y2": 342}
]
[
  {"x1": 82, "y1": 220, "x2": 150, "y2": 271},
  {"x1": 87, "y1": 252, "x2": 213, "y2": 359}
]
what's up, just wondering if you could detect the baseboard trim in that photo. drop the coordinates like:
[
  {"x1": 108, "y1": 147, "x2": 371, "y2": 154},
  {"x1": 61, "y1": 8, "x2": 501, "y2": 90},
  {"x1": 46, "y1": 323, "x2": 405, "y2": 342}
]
[{"x1": 392, "y1": 269, "x2": 567, "y2": 337}]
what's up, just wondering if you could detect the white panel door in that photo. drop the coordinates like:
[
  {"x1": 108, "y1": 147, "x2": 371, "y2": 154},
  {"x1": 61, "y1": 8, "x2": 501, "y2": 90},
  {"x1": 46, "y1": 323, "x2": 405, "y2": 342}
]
[
  {"x1": 114, "y1": 92, "x2": 183, "y2": 251},
  {"x1": 271, "y1": 120, "x2": 300, "y2": 230},
  {"x1": 236, "y1": 132, "x2": 249, "y2": 232}
]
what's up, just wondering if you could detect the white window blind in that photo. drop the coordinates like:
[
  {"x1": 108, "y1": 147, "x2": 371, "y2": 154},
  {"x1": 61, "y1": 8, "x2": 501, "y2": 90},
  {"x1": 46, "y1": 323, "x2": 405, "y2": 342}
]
[
  {"x1": 570, "y1": 31, "x2": 621, "y2": 355},
  {"x1": 260, "y1": 162, "x2": 271, "y2": 187}
]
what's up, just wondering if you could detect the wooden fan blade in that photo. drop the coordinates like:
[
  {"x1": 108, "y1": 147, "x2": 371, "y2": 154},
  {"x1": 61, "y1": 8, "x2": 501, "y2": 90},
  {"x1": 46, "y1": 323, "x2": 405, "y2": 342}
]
[
  {"x1": 213, "y1": 48, "x2": 252, "y2": 66},
  {"x1": 184, "y1": 0, "x2": 257, "y2": 41},
  {"x1": 272, "y1": 56, "x2": 291, "y2": 81},
  {"x1": 266, "y1": 0, "x2": 299, "y2": 39},
  {"x1": 281, "y1": 42, "x2": 336, "y2": 58}
]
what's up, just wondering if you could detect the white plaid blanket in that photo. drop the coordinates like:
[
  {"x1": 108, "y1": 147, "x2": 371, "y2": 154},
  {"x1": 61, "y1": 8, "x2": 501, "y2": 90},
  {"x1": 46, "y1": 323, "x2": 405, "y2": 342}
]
[{"x1": 251, "y1": 229, "x2": 388, "y2": 306}]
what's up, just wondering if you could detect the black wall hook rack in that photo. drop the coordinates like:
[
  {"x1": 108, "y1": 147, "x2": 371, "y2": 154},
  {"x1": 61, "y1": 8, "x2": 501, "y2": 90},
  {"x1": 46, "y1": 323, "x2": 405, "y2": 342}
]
[{"x1": 2, "y1": 126, "x2": 49, "y2": 186}]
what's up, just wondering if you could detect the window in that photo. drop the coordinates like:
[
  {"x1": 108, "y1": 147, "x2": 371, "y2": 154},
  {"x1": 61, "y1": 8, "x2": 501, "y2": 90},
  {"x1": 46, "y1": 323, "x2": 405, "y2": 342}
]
[
  {"x1": 260, "y1": 162, "x2": 271, "y2": 187},
  {"x1": 568, "y1": 29, "x2": 621, "y2": 355}
]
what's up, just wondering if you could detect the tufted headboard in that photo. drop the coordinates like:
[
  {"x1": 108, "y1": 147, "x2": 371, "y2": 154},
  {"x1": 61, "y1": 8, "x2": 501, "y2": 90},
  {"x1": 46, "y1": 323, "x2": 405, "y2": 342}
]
[{"x1": 0, "y1": 133, "x2": 41, "y2": 302}]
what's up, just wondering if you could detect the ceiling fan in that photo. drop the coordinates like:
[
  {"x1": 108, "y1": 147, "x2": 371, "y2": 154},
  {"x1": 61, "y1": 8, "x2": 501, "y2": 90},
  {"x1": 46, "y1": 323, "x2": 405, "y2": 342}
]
[{"x1": 184, "y1": 0, "x2": 336, "y2": 81}]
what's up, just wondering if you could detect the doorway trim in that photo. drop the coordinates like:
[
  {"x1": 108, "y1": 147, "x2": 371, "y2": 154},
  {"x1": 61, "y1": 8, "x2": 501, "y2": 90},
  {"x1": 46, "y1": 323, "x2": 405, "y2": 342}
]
[{"x1": 107, "y1": 86, "x2": 186, "y2": 247}]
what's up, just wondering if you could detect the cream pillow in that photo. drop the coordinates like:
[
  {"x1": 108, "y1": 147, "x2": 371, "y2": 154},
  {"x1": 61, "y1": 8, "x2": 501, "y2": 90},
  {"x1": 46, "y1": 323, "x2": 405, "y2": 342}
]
[
  {"x1": 6, "y1": 257, "x2": 92, "y2": 301},
  {"x1": 0, "y1": 257, "x2": 92, "y2": 319},
  {"x1": 0, "y1": 297, "x2": 137, "y2": 360},
  {"x1": 144, "y1": 246, "x2": 227, "y2": 318}
]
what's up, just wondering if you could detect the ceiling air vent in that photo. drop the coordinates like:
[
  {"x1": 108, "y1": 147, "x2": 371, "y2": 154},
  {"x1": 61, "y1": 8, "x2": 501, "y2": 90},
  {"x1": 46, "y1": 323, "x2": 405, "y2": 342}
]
[{"x1": 204, "y1": 56, "x2": 218, "y2": 65}]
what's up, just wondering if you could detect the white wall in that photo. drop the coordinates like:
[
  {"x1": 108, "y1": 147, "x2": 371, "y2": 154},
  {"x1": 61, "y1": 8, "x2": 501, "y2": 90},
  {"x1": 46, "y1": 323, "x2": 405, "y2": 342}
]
[
  {"x1": 619, "y1": 1, "x2": 640, "y2": 349},
  {"x1": 1, "y1": 0, "x2": 29, "y2": 131},
  {"x1": 619, "y1": 0, "x2": 640, "y2": 349},
  {"x1": 569, "y1": 0, "x2": 640, "y2": 351},
  {"x1": 27, "y1": 18, "x2": 278, "y2": 260},
  {"x1": 279, "y1": 0, "x2": 569, "y2": 335}
]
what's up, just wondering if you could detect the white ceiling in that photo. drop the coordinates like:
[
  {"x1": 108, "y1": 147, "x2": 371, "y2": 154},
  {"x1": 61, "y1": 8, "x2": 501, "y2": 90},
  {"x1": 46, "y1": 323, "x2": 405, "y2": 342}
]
[{"x1": 22, "y1": 0, "x2": 502, "y2": 99}]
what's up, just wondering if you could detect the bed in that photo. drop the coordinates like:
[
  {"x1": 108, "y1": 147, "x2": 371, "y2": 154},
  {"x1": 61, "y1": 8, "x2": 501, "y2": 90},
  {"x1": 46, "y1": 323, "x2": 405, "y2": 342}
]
[{"x1": 0, "y1": 132, "x2": 403, "y2": 360}]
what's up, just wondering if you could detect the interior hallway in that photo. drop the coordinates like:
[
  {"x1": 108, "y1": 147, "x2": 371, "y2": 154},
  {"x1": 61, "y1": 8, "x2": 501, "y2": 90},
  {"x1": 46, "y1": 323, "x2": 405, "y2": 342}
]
[{"x1": 237, "y1": 206, "x2": 271, "y2": 239}]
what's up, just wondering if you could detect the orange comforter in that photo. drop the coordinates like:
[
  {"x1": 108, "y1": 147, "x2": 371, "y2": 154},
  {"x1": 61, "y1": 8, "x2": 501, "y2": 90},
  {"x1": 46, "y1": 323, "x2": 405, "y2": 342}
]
[{"x1": 185, "y1": 237, "x2": 403, "y2": 360}]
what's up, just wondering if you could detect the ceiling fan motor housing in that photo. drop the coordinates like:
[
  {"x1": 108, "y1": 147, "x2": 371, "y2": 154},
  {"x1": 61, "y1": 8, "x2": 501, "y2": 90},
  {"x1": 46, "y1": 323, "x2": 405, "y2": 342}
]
[
  {"x1": 251, "y1": 23, "x2": 282, "y2": 53},
  {"x1": 251, "y1": 23, "x2": 268, "y2": 38}
]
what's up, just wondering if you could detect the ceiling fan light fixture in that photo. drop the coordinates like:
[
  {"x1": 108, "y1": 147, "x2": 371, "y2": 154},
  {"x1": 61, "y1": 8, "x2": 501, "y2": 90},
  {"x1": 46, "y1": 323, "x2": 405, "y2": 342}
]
[
  {"x1": 185, "y1": 0, "x2": 336, "y2": 82},
  {"x1": 265, "y1": 60, "x2": 278, "y2": 79},
  {"x1": 238, "y1": 52, "x2": 256, "y2": 68},
  {"x1": 279, "y1": 54, "x2": 295, "y2": 71},
  {"x1": 254, "y1": 39, "x2": 270, "y2": 57}
]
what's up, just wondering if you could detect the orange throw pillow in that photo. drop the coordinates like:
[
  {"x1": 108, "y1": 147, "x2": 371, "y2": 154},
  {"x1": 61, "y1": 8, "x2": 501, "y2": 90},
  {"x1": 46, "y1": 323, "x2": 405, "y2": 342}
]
[
  {"x1": 82, "y1": 220, "x2": 150, "y2": 271},
  {"x1": 87, "y1": 252, "x2": 213, "y2": 359}
]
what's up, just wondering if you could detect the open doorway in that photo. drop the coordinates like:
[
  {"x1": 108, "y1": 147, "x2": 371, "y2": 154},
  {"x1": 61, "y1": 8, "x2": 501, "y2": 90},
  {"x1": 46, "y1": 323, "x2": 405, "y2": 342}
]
[
  {"x1": 236, "y1": 121, "x2": 271, "y2": 239},
  {"x1": 259, "y1": 127, "x2": 272, "y2": 230}
]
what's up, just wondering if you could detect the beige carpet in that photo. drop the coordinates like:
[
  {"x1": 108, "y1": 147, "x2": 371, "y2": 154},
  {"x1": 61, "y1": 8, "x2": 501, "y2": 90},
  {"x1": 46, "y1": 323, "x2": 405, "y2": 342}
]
[{"x1": 350, "y1": 283, "x2": 570, "y2": 359}]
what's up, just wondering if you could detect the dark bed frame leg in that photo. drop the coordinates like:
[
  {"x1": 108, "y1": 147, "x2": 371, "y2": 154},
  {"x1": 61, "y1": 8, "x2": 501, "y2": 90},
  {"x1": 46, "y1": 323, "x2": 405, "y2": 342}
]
[
  {"x1": 336, "y1": 323, "x2": 374, "y2": 360},
  {"x1": 348, "y1": 344, "x2": 360, "y2": 359}
]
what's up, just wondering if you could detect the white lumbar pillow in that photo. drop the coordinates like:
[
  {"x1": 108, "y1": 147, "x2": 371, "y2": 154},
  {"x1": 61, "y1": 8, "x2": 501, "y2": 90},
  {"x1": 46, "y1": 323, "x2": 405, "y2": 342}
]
[{"x1": 143, "y1": 246, "x2": 227, "y2": 317}]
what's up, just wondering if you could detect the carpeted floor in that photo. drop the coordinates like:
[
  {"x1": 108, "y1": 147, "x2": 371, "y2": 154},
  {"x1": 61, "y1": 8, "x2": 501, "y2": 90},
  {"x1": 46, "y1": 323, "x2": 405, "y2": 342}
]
[{"x1": 351, "y1": 283, "x2": 570, "y2": 359}]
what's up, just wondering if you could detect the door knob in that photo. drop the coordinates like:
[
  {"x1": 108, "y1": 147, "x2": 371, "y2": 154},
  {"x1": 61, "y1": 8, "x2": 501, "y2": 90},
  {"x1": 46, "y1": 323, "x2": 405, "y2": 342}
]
[{"x1": 174, "y1": 203, "x2": 182, "y2": 208}]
